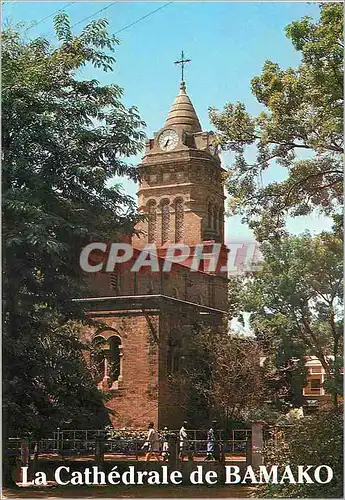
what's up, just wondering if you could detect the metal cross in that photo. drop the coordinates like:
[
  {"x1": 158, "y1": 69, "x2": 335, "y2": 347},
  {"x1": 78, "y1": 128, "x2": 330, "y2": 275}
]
[{"x1": 174, "y1": 50, "x2": 191, "y2": 83}]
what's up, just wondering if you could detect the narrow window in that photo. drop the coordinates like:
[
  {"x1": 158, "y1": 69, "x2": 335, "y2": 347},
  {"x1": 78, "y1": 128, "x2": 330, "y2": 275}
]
[
  {"x1": 109, "y1": 336, "x2": 122, "y2": 383},
  {"x1": 218, "y1": 208, "x2": 223, "y2": 236},
  {"x1": 213, "y1": 204, "x2": 218, "y2": 232},
  {"x1": 148, "y1": 200, "x2": 157, "y2": 243},
  {"x1": 147, "y1": 281, "x2": 154, "y2": 294},
  {"x1": 208, "y1": 202, "x2": 213, "y2": 228},
  {"x1": 167, "y1": 337, "x2": 181, "y2": 375},
  {"x1": 110, "y1": 272, "x2": 120, "y2": 295},
  {"x1": 175, "y1": 198, "x2": 184, "y2": 242},
  {"x1": 91, "y1": 336, "x2": 106, "y2": 382},
  {"x1": 161, "y1": 199, "x2": 170, "y2": 244},
  {"x1": 91, "y1": 334, "x2": 123, "y2": 390}
]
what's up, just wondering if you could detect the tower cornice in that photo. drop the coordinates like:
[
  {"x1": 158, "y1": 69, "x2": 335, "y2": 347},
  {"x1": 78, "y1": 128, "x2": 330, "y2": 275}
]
[{"x1": 139, "y1": 149, "x2": 223, "y2": 170}]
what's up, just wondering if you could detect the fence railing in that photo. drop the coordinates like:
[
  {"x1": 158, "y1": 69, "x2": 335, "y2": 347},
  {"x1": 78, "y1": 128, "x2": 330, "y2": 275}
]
[
  {"x1": 6, "y1": 437, "x2": 248, "y2": 459},
  {"x1": 51, "y1": 428, "x2": 251, "y2": 443}
]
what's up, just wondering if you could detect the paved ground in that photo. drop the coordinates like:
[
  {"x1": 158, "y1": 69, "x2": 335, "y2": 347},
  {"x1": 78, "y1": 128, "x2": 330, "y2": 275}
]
[{"x1": 3, "y1": 484, "x2": 256, "y2": 498}]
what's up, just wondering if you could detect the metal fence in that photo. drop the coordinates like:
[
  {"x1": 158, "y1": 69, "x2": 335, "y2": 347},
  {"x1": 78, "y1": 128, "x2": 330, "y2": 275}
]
[
  {"x1": 51, "y1": 428, "x2": 251, "y2": 443},
  {"x1": 6, "y1": 435, "x2": 249, "y2": 460}
]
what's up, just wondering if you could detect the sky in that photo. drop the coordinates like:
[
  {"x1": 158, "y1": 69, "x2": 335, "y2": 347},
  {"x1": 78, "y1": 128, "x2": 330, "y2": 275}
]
[{"x1": 2, "y1": 0, "x2": 334, "y2": 243}]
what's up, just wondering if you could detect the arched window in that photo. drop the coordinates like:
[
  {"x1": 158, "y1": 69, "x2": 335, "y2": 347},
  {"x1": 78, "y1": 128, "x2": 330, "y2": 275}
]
[
  {"x1": 91, "y1": 333, "x2": 123, "y2": 390},
  {"x1": 175, "y1": 198, "x2": 184, "y2": 242},
  {"x1": 110, "y1": 270, "x2": 121, "y2": 295},
  {"x1": 91, "y1": 336, "x2": 107, "y2": 382},
  {"x1": 213, "y1": 204, "x2": 219, "y2": 232},
  {"x1": 167, "y1": 336, "x2": 182, "y2": 375},
  {"x1": 208, "y1": 202, "x2": 213, "y2": 229},
  {"x1": 218, "y1": 208, "x2": 224, "y2": 236},
  {"x1": 161, "y1": 199, "x2": 170, "y2": 244},
  {"x1": 147, "y1": 281, "x2": 154, "y2": 295},
  {"x1": 147, "y1": 200, "x2": 157, "y2": 243},
  {"x1": 109, "y1": 335, "x2": 122, "y2": 382}
]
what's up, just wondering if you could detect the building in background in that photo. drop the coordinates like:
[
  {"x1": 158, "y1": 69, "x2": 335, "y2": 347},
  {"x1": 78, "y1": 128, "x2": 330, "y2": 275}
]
[{"x1": 303, "y1": 356, "x2": 343, "y2": 410}]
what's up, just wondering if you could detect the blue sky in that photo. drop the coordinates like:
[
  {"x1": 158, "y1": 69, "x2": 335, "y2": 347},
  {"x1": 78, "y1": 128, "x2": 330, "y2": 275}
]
[{"x1": 3, "y1": 1, "x2": 333, "y2": 241}]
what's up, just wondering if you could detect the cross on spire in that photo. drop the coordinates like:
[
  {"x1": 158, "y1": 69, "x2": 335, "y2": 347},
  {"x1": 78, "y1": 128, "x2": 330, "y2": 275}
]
[{"x1": 174, "y1": 50, "x2": 191, "y2": 84}]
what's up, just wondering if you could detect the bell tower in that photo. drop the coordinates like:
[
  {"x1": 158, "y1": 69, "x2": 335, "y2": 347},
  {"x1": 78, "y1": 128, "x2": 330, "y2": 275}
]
[
  {"x1": 82, "y1": 59, "x2": 229, "y2": 429},
  {"x1": 133, "y1": 79, "x2": 226, "y2": 253}
]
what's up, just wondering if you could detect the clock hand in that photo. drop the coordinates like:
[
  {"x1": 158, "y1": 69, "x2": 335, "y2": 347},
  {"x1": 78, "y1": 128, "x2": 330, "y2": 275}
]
[{"x1": 164, "y1": 139, "x2": 170, "y2": 148}]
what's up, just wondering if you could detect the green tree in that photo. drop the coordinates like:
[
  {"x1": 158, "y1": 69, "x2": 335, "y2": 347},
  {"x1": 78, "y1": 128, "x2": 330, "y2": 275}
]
[
  {"x1": 259, "y1": 334, "x2": 307, "y2": 411},
  {"x1": 177, "y1": 326, "x2": 267, "y2": 429},
  {"x1": 209, "y1": 3, "x2": 343, "y2": 240},
  {"x1": 2, "y1": 13, "x2": 145, "y2": 441},
  {"x1": 260, "y1": 406, "x2": 343, "y2": 498},
  {"x1": 239, "y1": 231, "x2": 343, "y2": 407}
]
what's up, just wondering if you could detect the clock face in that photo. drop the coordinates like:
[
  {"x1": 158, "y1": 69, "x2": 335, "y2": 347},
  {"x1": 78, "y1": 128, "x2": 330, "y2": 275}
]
[
  {"x1": 209, "y1": 143, "x2": 218, "y2": 156},
  {"x1": 158, "y1": 129, "x2": 178, "y2": 151}
]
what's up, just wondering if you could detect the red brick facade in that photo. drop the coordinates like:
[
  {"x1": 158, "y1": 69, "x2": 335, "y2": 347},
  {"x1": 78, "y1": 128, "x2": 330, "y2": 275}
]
[
  {"x1": 79, "y1": 296, "x2": 226, "y2": 428},
  {"x1": 81, "y1": 82, "x2": 228, "y2": 428}
]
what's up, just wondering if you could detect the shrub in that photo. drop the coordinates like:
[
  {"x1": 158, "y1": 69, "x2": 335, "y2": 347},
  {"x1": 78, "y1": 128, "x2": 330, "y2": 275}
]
[{"x1": 258, "y1": 406, "x2": 343, "y2": 498}]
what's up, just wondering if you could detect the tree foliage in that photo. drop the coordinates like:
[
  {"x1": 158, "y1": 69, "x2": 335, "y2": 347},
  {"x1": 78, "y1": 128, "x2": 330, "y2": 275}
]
[
  {"x1": 260, "y1": 406, "x2": 343, "y2": 498},
  {"x1": 239, "y1": 231, "x2": 343, "y2": 405},
  {"x1": 2, "y1": 14, "x2": 146, "y2": 438},
  {"x1": 209, "y1": 4, "x2": 343, "y2": 240},
  {"x1": 3, "y1": 318, "x2": 110, "y2": 436},
  {"x1": 259, "y1": 336, "x2": 307, "y2": 410},
  {"x1": 176, "y1": 326, "x2": 267, "y2": 428}
]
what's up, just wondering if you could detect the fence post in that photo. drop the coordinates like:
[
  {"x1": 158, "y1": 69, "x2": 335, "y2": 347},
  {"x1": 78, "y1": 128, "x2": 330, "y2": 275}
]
[
  {"x1": 218, "y1": 438, "x2": 225, "y2": 464},
  {"x1": 167, "y1": 432, "x2": 178, "y2": 468},
  {"x1": 19, "y1": 437, "x2": 30, "y2": 483},
  {"x1": 135, "y1": 439, "x2": 139, "y2": 462},
  {"x1": 56, "y1": 427, "x2": 60, "y2": 453},
  {"x1": 33, "y1": 440, "x2": 39, "y2": 473},
  {"x1": 248, "y1": 422, "x2": 264, "y2": 468},
  {"x1": 21, "y1": 437, "x2": 30, "y2": 468},
  {"x1": 95, "y1": 436, "x2": 104, "y2": 470},
  {"x1": 246, "y1": 433, "x2": 252, "y2": 464}
]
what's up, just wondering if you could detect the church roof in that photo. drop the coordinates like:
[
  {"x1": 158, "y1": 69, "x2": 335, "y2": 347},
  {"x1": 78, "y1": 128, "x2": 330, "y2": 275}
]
[{"x1": 164, "y1": 81, "x2": 202, "y2": 133}]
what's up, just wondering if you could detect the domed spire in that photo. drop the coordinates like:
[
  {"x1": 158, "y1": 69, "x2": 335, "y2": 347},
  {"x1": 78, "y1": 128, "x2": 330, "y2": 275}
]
[
  {"x1": 164, "y1": 80, "x2": 202, "y2": 132},
  {"x1": 163, "y1": 51, "x2": 202, "y2": 133}
]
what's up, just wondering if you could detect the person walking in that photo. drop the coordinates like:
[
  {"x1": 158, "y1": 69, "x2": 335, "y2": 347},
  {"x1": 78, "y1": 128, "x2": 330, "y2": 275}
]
[
  {"x1": 179, "y1": 421, "x2": 188, "y2": 461},
  {"x1": 143, "y1": 422, "x2": 160, "y2": 461},
  {"x1": 161, "y1": 426, "x2": 169, "y2": 461},
  {"x1": 205, "y1": 420, "x2": 217, "y2": 461}
]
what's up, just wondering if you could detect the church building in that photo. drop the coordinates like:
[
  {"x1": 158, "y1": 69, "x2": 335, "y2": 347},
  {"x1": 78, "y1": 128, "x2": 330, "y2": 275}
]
[{"x1": 79, "y1": 73, "x2": 229, "y2": 429}]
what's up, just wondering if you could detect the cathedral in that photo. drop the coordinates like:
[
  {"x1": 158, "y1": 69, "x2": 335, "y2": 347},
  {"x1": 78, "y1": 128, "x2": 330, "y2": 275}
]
[{"x1": 79, "y1": 76, "x2": 229, "y2": 429}]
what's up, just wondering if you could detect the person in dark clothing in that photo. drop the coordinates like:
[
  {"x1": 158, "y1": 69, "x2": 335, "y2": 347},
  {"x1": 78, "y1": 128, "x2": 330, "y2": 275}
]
[
  {"x1": 205, "y1": 420, "x2": 218, "y2": 461},
  {"x1": 143, "y1": 422, "x2": 160, "y2": 461},
  {"x1": 161, "y1": 426, "x2": 169, "y2": 461},
  {"x1": 179, "y1": 421, "x2": 188, "y2": 460}
]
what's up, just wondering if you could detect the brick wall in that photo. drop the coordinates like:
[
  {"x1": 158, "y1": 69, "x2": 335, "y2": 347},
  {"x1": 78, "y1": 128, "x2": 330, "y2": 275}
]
[
  {"x1": 80, "y1": 296, "x2": 225, "y2": 429},
  {"x1": 79, "y1": 117, "x2": 229, "y2": 429},
  {"x1": 86, "y1": 257, "x2": 228, "y2": 312},
  {"x1": 81, "y1": 309, "x2": 160, "y2": 428}
]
